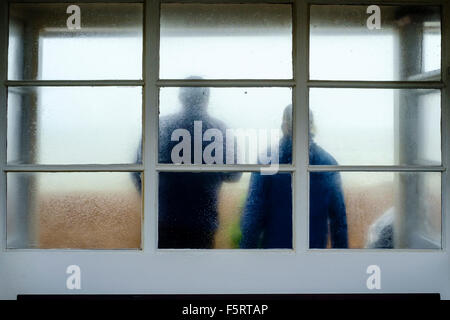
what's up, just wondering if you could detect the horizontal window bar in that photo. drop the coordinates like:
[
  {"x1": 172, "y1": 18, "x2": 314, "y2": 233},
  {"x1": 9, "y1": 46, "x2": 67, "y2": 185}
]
[
  {"x1": 3, "y1": 164, "x2": 143, "y2": 172},
  {"x1": 156, "y1": 164, "x2": 295, "y2": 172},
  {"x1": 5, "y1": 80, "x2": 145, "y2": 87},
  {"x1": 306, "y1": 248, "x2": 444, "y2": 253},
  {"x1": 157, "y1": 79, "x2": 296, "y2": 87},
  {"x1": 4, "y1": 249, "x2": 143, "y2": 253},
  {"x1": 308, "y1": 80, "x2": 444, "y2": 89},
  {"x1": 6, "y1": 164, "x2": 443, "y2": 173},
  {"x1": 308, "y1": 165, "x2": 446, "y2": 172}
]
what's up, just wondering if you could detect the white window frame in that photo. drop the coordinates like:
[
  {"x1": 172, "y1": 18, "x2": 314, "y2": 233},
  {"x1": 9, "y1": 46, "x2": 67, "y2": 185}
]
[{"x1": 0, "y1": 0, "x2": 449, "y2": 299}]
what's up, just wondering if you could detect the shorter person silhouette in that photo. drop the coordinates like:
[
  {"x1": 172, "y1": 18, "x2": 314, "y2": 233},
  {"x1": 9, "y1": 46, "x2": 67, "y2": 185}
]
[{"x1": 240, "y1": 105, "x2": 348, "y2": 249}]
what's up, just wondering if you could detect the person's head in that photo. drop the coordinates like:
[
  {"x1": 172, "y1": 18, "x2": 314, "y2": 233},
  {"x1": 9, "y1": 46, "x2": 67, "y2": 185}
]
[
  {"x1": 281, "y1": 104, "x2": 316, "y2": 139},
  {"x1": 178, "y1": 76, "x2": 210, "y2": 115}
]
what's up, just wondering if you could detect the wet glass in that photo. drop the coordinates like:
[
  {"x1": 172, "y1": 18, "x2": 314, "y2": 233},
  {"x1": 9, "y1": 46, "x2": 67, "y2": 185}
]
[
  {"x1": 160, "y1": 4, "x2": 292, "y2": 79},
  {"x1": 7, "y1": 172, "x2": 142, "y2": 249},
  {"x1": 158, "y1": 172, "x2": 292, "y2": 249},
  {"x1": 310, "y1": 5, "x2": 441, "y2": 81},
  {"x1": 309, "y1": 88, "x2": 441, "y2": 166},
  {"x1": 309, "y1": 171, "x2": 441, "y2": 249},
  {"x1": 159, "y1": 87, "x2": 292, "y2": 165},
  {"x1": 7, "y1": 87, "x2": 142, "y2": 165},
  {"x1": 8, "y1": 3, "x2": 143, "y2": 80}
]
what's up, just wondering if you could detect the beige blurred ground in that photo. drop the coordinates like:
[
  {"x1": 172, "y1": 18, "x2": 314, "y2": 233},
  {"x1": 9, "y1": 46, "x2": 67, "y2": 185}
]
[
  {"x1": 35, "y1": 181, "x2": 439, "y2": 249},
  {"x1": 37, "y1": 191, "x2": 142, "y2": 249},
  {"x1": 343, "y1": 183, "x2": 393, "y2": 248}
]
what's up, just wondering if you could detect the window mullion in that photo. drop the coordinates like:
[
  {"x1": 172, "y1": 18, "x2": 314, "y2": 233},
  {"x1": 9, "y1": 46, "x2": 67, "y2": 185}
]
[
  {"x1": 293, "y1": 0, "x2": 309, "y2": 252},
  {"x1": 143, "y1": 0, "x2": 160, "y2": 253},
  {"x1": 156, "y1": 164, "x2": 295, "y2": 172},
  {"x1": 442, "y1": 0, "x2": 450, "y2": 268},
  {"x1": 308, "y1": 80, "x2": 444, "y2": 89},
  {"x1": 5, "y1": 80, "x2": 145, "y2": 87},
  {"x1": 308, "y1": 165, "x2": 446, "y2": 172},
  {"x1": 0, "y1": 0, "x2": 8, "y2": 253},
  {"x1": 3, "y1": 164, "x2": 144, "y2": 172},
  {"x1": 156, "y1": 79, "x2": 295, "y2": 87}
]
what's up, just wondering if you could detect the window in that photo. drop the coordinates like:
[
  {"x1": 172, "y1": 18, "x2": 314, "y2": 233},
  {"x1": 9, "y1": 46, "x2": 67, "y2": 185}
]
[
  {"x1": 2, "y1": 1, "x2": 445, "y2": 250},
  {"x1": 0, "y1": 0, "x2": 449, "y2": 299},
  {"x1": 309, "y1": 5, "x2": 442, "y2": 249},
  {"x1": 158, "y1": 3, "x2": 293, "y2": 249},
  {"x1": 5, "y1": 3, "x2": 144, "y2": 249},
  {"x1": 159, "y1": 4, "x2": 292, "y2": 79}
]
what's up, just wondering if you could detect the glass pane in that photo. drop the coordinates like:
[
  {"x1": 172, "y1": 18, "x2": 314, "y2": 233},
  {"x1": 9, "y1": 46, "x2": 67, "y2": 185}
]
[
  {"x1": 8, "y1": 3, "x2": 143, "y2": 80},
  {"x1": 159, "y1": 87, "x2": 292, "y2": 165},
  {"x1": 309, "y1": 88, "x2": 441, "y2": 166},
  {"x1": 158, "y1": 172, "x2": 292, "y2": 249},
  {"x1": 7, "y1": 87, "x2": 142, "y2": 165},
  {"x1": 7, "y1": 172, "x2": 142, "y2": 249},
  {"x1": 310, "y1": 171, "x2": 441, "y2": 249},
  {"x1": 310, "y1": 5, "x2": 441, "y2": 81},
  {"x1": 160, "y1": 4, "x2": 292, "y2": 79}
]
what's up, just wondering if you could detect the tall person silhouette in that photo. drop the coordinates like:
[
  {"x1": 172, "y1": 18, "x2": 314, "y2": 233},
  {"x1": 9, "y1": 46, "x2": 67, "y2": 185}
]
[{"x1": 134, "y1": 76, "x2": 241, "y2": 248}]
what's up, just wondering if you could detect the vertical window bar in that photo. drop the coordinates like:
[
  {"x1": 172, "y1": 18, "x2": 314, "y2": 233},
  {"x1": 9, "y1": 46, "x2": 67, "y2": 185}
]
[
  {"x1": 0, "y1": 0, "x2": 8, "y2": 251},
  {"x1": 294, "y1": 0, "x2": 309, "y2": 252},
  {"x1": 144, "y1": 0, "x2": 160, "y2": 252},
  {"x1": 443, "y1": 2, "x2": 450, "y2": 258}
]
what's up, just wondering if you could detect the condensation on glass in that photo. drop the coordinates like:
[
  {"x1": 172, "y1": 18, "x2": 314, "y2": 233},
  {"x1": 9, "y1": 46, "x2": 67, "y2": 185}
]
[
  {"x1": 7, "y1": 87, "x2": 142, "y2": 165},
  {"x1": 159, "y1": 87, "x2": 292, "y2": 165},
  {"x1": 7, "y1": 172, "x2": 142, "y2": 249},
  {"x1": 158, "y1": 172, "x2": 292, "y2": 249},
  {"x1": 160, "y1": 4, "x2": 293, "y2": 79},
  {"x1": 309, "y1": 88, "x2": 441, "y2": 166},
  {"x1": 309, "y1": 172, "x2": 441, "y2": 249},
  {"x1": 8, "y1": 3, "x2": 143, "y2": 80},
  {"x1": 310, "y1": 5, "x2": 441, "y2": 81}
]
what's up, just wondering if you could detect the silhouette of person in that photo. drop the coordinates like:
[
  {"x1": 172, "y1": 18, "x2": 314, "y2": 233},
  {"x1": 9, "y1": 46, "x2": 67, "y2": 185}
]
[
  {"x1": 240, "y1": 105, "x2": 348, "y2": 249},
  {"x1": 134, "y1": 76, "x2": 241, "y2": 248}
]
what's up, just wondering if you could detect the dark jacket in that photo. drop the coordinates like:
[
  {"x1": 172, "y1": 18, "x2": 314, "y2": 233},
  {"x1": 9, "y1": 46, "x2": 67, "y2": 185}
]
[
  {"x1": 134, "y1": 111, "x2": 241, "y2": 248},
  {"x1": 240, "y1": 137, "x2": 348, "y2": 249}
]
